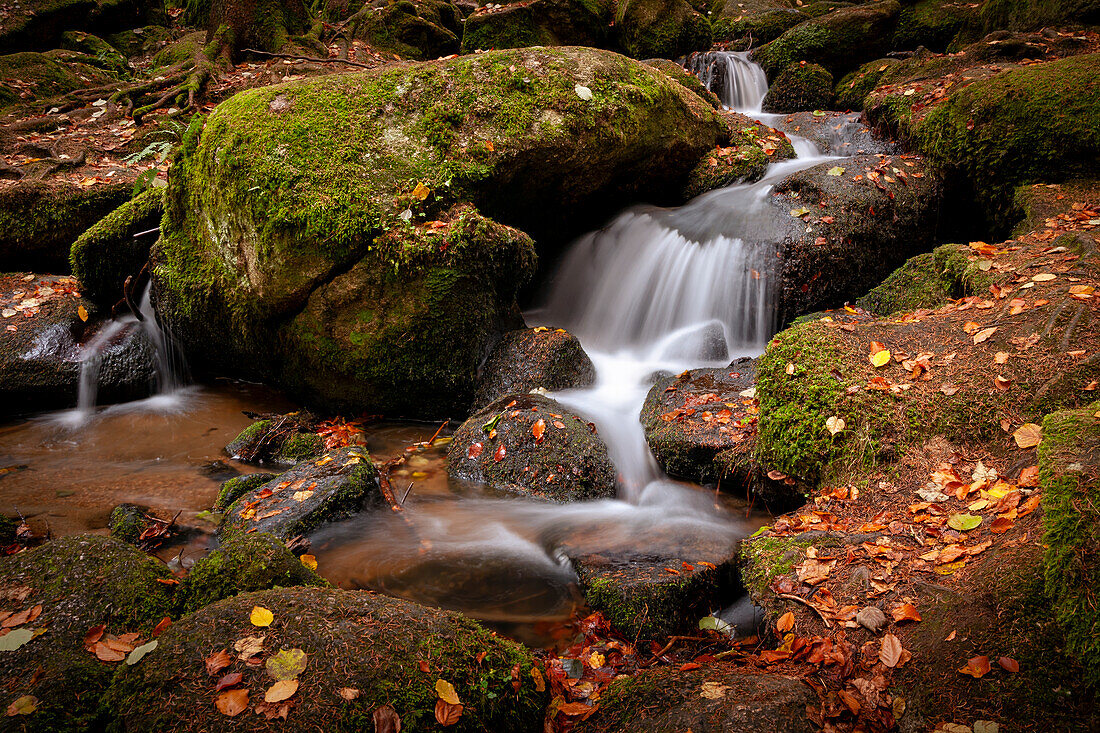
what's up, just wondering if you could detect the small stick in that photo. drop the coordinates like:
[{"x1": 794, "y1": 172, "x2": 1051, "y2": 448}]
[
  {"x1": 425, "y1": 421, "x2": 448, "y2": 447},
  {"x1": 777, "y1": 593, "x2": 833, "y2": 628},
  {"x1": 132, "y1": 227, "x2": 160, "y2": 239},
  {"x1": 400, "y1": 482, "x2": 415, "y2": 505}
]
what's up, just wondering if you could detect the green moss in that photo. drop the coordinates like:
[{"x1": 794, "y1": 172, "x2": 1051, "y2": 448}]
[
  {"x1": 70, "y1": 187, "x2": 163, "y2": 305},
  {"x1": 344, "y1": 0, "x2": 459, "y2": 59},
  {"x1": 980, "y1": 0, "x2": 1100, "y2": 31},
  {"x1": 461, "y1": 0, "x2": 609, "y2": 53},
  {"x1": 761, "y1": 61, "x2": 833, "y2": 113},
  {"x1": 740, "y1": 533, "x2": 813, "y2": 600},
  {"x1": 108, "y1": 503, "x2": 149, "y2": 545},
  {"x1": 1040, "y1": 403, "x2": 1100, "y2": 689},
  {"x1": 279, "y1": 431, "x2": 323, "y2": 460},
  {"x1": 711, "y1": 8, "x2": 805, "y2": 45},
  {"x1": 854, "y1": 242, "x2": 985, "y2": 315},
  {"x1": 59, "y1": 30, "x2": 130, "y2": 74},
  {"x1": 175, "y1": 532, "x2": 329, "y2": 614},
  {"x1": 0, "y1": 514, "x2": 15, "y2": 543},
  {"x1": 214, "y1": 472, "x2": 274, "y2": 511},
  {"x1": 908, "y1": 53, "x2": 1100, "y2": 233},
  {"x1": 643, "y1": 57, "x2": 721, "y2": 109},
  {"x1": 0, "y1": 49, "x2": 119, "y2": 111},
  {"x1": 834, "y1": 57, "x2": 900, "y2": 110},
  {"x1": 892, "y1": 0, "x2": 981, "y2": 52},
  {"x1": 150, "y1": 30, "x2": 203, "y2": 70},
  {"x1": 616, "y1": 0, "x2": 712, "y2": 60}
]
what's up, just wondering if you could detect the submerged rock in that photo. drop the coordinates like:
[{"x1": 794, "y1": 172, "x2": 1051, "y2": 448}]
[
  {"x1": 447, "y1": 393, "x2": 617, "y2": 501},
  {"x1": 461, "y1": 0, "x2": 610, "y2": 52},
  {"x1": 0, "y1": 180, "x2": 132, "y2": 272},
  {"x1": 472, "y1": 327, "x2": 595, "y2": 411},
  {"x1": 176, "y1": 532, "x2": 329, "y2": 614},
  {"x1": 220, "y1": 447, "x2": 383, "y2": 540},
  {"x1": 0, "y1": 273, "x2": 157, "y2": 415},
  {"x1": 154, "y1": 46, "x2": 727, "y2": 416},
  {"x1": 577, "y1": 664, "x2": 816, "y2": 732},
  {"x1": 0, "y1": 535, "x2": 175, "y2": 731},
  {"x1": 105, "y1": 587, "x2": 546, "y2": 732}
]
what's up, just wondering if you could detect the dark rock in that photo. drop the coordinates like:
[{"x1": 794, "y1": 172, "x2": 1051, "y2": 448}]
[
  {"x1": 0, "y1": 180, "x2": 132, "y2": 272},
  {"x1": 640, "y1": 360, "x2": 757, "y2": 486},
  {"x1": 615, "y1": 0, "x2": 712, "y2": 60},
  {"x1": 761, "y1": 62, "x2": 833, "y2": 113},
  {"x1": 0, "y1": 273, "x2": 157, "y2": 416},
  {"x1": 576, "y1": 663, "x2": 816, "y2": 732},
  {"x1": 447, "y1": 393, "x2": 617, "y2": 501},
  {"x1": 0, "y1": 0, "x2": 165, "y2": 54},
  {"x1": 70, "y1": 187, "x2": 162, "y2": 306},
  {"x1": 220, "y1": 447, "x2": 383, "y2": 540},
  {"x1": 712, "y1": 7, "x2": 807, "y2": 48},
  {"x1": 104, "y1": 587, "x2": 547, "y2": 732},
  {"x1": 175, "y1": 532, "x2": 329, "y2": 614},
  {"x1": 772, "y1": 111, "x2": 895, "y2": 156},
  {"x1": 188, "y1": 0, "x2": 311, "y2": 56},
  {"x1": 893, "y1": 0, "x2": 982, "y2": 52},
  {"x1": 472, "y1": 327, "x2": 595, "y2": 411},
  {"x1": 462, "y1": 0, "x2": 611, "y2": 52},
  {"x1": 0, "y1": 535, "x2": 174, "y2": 731},
  {"x1": 214, "y1": 472, "x2": 277, "y2": 512},
  {"x1": 225, "y1": 415, "x2": 324, "y2": 465},
  {"x1": 772, "y1": 153, "x2": 942, "y2": 325},
  {"x1": 643, "y1": 58, "x2": 722, "y2": 109}
]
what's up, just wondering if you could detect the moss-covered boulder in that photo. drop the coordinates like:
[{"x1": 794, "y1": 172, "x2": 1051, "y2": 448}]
[
  {"x1": 447, "y1": 393, "x2": 618, "y2": 501},
  {"x1": 471, "y1": 327, "x2": 595, "y2": 411},
  {"x1": 568, "y1": 531, "x2": 740, "y2": 639},
  {"x1": 892, "y1": 0, "x2": 981, "y2": 52},
  {"x1": 576, "y1": 664, "x2": 816, "y2": 732},
  {"x1": 712, "y1": 8, "x2": 807, "y2": 47},
  {"x1": 1041, "y1": 403, "x2": 1100, "y2": 688},
  {"x1": 59, "y1": 30, "x2": 132, "y2": 74},
  {"x1": 892, "y1": 53, "x2": 1100, "y2": 232},
  {"x1": 215, "y1": 472, "x2": 277, "y2": 511},
  {"x1": 0, "y1": 0, "x2": 164, "y2": 53},
  {"x1": 615, "y1": 0, "x2": 712, "y2": 60},
  {"x1": 104, "y1": 587, "x2": 547, "y2": 732},
  {"x1": 221, "y1": 447, "x2": 383, "y2": 539},
  {"x1": 761, "y1": 61, "x2": 833, "y2": 113},
  {"x1": 70, "y1": 187, "x2": 163, "y2": 306},
  {"x1": 0, "y1": 180, "x2": 132, "y2": 272},
  {"x1": 0, "y1": 273, "x2": 157, "y2": 416},
  {"x1": 640, "y1": 360, "x2": 757, "y2": 486},
  {"x1": 833, "y1": 56, "x2": 902, "y2": 110},
  {"x1": 643, "y1": 57, "x2": 722, "y2": 109},
  {"x1": 331, "y1": 0, "x2": 461, "y2": 59},
  {"x1": 105, "y1": 24, "x2": 175, "y2": 57},
  {"x1": 853, "y1": 242, "x2": 983, "y2": 315},
  {"x1": 752, "y1": 0, "x2": 901, "y2": 80},
  {"x1": 225, "y1": 414, "x2": 324, "y2": 465},
  {"x1": 682, "y1": 112, "x2": 795, "y2": 198},
  {"x1": 980, "y1": 0, "x2": 1100, "y2": 31},
  {"x1": 108, "y1": 503, "x2": 154, "y2": 544},
  {"x1": 176, "y1": 532, "x2": 329, "y2": 614},
  {"x1": 772, "y1": 153, "x2": 942, "y2": 325},
  {"x1": 154, "y1": 47, "x2": 726, "y2": 416},
  {"x1": 0, "y1": 535, "x2": 174, "y2": 731},
  {"x1": 461, "y1": 0, "x2": 611, "y2": 52}
]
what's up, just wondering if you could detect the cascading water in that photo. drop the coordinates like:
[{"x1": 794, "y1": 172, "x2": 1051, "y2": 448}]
[{"x1": 684, "y1": 51, "x2": 770, "y2": 112}]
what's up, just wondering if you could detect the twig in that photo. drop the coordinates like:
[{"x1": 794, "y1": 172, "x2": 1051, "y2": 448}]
[
  {"x1": 640, "y1": 635, "x2": 707, "y2": 667},
  {"x1": 777, "y1": 593, "x2": 833, "y2": 628},
  {"x1": 240, "y1": 48, "x2": 374, "y2": 69},
  {"x1": 400, "y1": 482, "x2": 415, "y2": 505}
]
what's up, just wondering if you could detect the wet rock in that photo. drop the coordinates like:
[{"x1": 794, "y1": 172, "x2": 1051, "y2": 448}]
[
  {"x1": 0, "y1": 180, "x2": 132, "y2": 272},
  {"x1": 682, "y1": 112, "x2": 796, "y2": 198},
  {"x1": 615, "y1": 0, "x2": 712, "y2": 60},
  {"x1": 461, "y1": 0, "x2": 610, "y2": 52},
  {"x1": 772, "y1": 111, "x2": 895, "y2": 157},
  {"x1": 225, "y1": 415, "x2": 324, "y2": 465},
  {"x1": 712, "y1": 7, "x2": 807, "y2": 48},
  {"x1": 893, "y1": 0, "x2": 982, "y2": 52},
  {"x1": 772, "y1": 153, "x2": 942, "y2": 325},
  {"x1": 856, "y1": 605, "x2": 887, "y2": 632},
  {"x1": 853, "y1": 243, "x2": 979, "y2": 316},
  {"x1": 326, "y1": 0, "x2": 461, "y2": 59},
  {"x1": 220, "y1": 447, "x2": 383, "y2": 540},
  {"x1": 0, "y1": 0, "x2": 165, "y2": 53},
  {"x1": 214, "y1": 472, "x2": 277, "y2": 512},
  {"x1": 762, "y1": 62, "x2": 833, "y2": 113},
  {"x1": 643, "y1": 58, "x2": 722, "y2": 109},
  {"x1": 472, "y1": 327, "x2": 595, "y2": 411},
  {"x1": 104, "y1": 587, "x2": 547, "y2": 732},
  {"x1": 153, "y1": 47, "x2": 726, "y2": 416},
  {"x1": 70, "y1": 187, "x2": 163, "y2": 306},
  {"x1": 567, "y1": 530, "x2": 741, "y2": 639},
  {"x1": 0, "y1": 273, "x2": 157, "y2": 416},
  {"x1": 176, "y1": 532, "x2": 329, "y2": 614},
  {"x1": 752, "y1": 1, "x2": 902, "y2": 80},
  {"x1": 0, "y1": 535, "x2": 175, "y2": 731},
  {"x1": 108, "y1": 503, "x2": 152, "y2": 544},
  {"x1": 447, "y1": 393, "x2": 617, "y2": 501},
  {"x1": 640, "y1": 359, "x2": 757, "y2": 486},
  {"x1": 979, "y1": 0, "x2": 1100, "y2": 32},
  {"x1": 576, "y1": 663, "x2": 816, "y2": 732}
]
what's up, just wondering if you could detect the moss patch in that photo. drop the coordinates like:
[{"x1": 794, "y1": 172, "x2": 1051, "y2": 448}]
[
  {"x1": 70, "y1": 187, "x2": 162, "y2": 305},
  {"x1": 761, "y1": 61, "x2": 833, "y2": 113},
  {"x1": 854, "y1": 242, "x2": 988, "y2": 316}
]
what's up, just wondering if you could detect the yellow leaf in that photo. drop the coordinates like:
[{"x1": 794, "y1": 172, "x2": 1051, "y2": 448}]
[
  {"x1": 870, "y1": 349, "x2": 891, "y2": 367},
  {"x1": 412, "y1": 182, "x2": 430, "y2": 201},
  {"x1": 77, "y1": 305, "x2": 89, "y2": 322},
  {"x1": 825, "y1": 416, "x2": 845, "y2": 435},
  {"x1": 300, "y1": 554, "x2": 318, "y2": 571},
  {"x1": 435, "y1": 679, "x2": 460, "y2": 705},
  {"x1": 250, "y1": 606, "x2": 274, "y2": 627},
  {"x1": 1012, "y1": 423, "x2": 1042, "y2": 449},
  {"x1": 264, "y1": 679, "x2": 299, "y2": 703},
  {"x1": 589, "y1": 651, "x2": 605, "y2": 668}
]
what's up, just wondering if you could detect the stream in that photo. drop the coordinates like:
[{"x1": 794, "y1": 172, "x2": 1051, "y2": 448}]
[{"x1": 0, "y1": 52, "x2": 864, "y2": 646}]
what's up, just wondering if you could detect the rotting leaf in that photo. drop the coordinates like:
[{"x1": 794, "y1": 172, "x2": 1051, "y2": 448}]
[
  {"x1": 958, "y1": 655, "x2": 991, "y2": 678},
  {"x1": 5, "y1": 695, "x2": 37, "y2": 716},
  {"x1": 373, "y1": 704, "x2": 401, "y2": 733},
  {"x1": 998, "y1": 656, "x2": 1019, "y2": 673},
  {"x1": 266, "y1": 648, "x2": 308, "y2": 680},
  {"x1": 339, "y1": 687, "x2": 360, "y2": 701},
  {"x1": 215, "y1": 672, "x2": 243, "y2": 692}
]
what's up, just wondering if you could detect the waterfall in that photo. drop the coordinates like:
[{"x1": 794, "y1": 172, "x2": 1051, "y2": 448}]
[{"x1": 684, "y1": 51, "x2": 770, "y2": 112}]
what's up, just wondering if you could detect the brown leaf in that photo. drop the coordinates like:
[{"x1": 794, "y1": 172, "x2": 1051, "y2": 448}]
[
  {"x1": 95, "y1": 642, "x2": 126, "y2": 662},
  {"x1": 216, "y1": 689, "x2": 249, "y2": 717},
  {"x1": 776, "y1": 611, "x2": 795, "y2": 633},
  {"x1": 215, "y1": 672, "x2": 243, "y2": 692},
  {"x1": 434, "y1": 699, "x2": 463, "y2": 726},
  {"x1": 339, "y1": 687, "x2": 361, "y2": 701},
  {"x1": 973, "y1": 326, "x2": 997, "y2": 344},
  {"x1": 152, "y1": 617, "x2": 172, "y2": 638},
  {"x1": 879, "y1": 633, "x2": 903, "y2": 668},
  {"x1": 1013, "y1": 423, "x2": 1042, "y2": 449},
  {"x1": 890, "y1": 603, "x2": 921, "y2": 624},
  {"x1": 83, "y1": 624, "x2": 105, "y2": 651},
  {"x1": 373, "y1": 704, "x2": 401, "y2": 733},
  {"x1": 1017, "y1": 466, "x2": 1039, "y2": 487},
  {"x1": 205, "y1": 649, "x2": 233, "y2": 676},
  {"x1": 958, "y1": 655, "x2": 991, "y2": 678},
  {"x1": 998, "y1": 656, "x2": 1019, "y2": 673}
]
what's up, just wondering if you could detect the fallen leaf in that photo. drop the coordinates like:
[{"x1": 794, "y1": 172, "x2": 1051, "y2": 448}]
[
  {"x1": 880, "y1": 633, "x2": 904, "y2": 668},
  {"x1": 891, "y1": 603, "x2": 921, "y2": 623},
  {"x1": 77, "y1": 305, "x2": 89, "y2": 322},
  {"x1": 300, "y1": 554, "x2": 317, "y2": 571},
  {"x1": 266, "y1": 648, "x2": 308, "y2": 680},
  {"x1": 1013, "y1": 423, "x2": 1042, "y2": 449},
  {"x1": 95, "y1": 642, "x2": 126, "y2": 662},
  {"x1": 493, "y1": 444, "x2": 506, "y2": 462},
  {"x1": 1031, "y1": 273, "x2": 1056, "y2": 282},
  {"x1": 958, "y1": 655, "x2": 991, "y2": 678},
  {"x1": 947, "y1": 514, "x2": 982, "y2": 531},
  {"x1": 998, "y1": 656, "x2": 1019, "y2": 673},
  {"x1": 233, "y1": 635, "x2": 265, "y2": 660},
  {"x1": 827, "y1": 166, "x2": 845, "y2": 176},
  {"x1": 700, "y1": 681, "x2": 728, "y2": 699},
  {"x1": 411, "y1": 182, "x2": 430, "y2": 201},
  {"x1": 435, "y1": 679, "x2": 460, "y2": 705},
  {"x1": 126, "y1": 640, "x2": 158, "y2": 665},
  {"x1": 215, "y1": 672, "x2": 243, "y2": 691},
  {"x1": 265, "y1": 679, "x2": 298, "y2": 703},
  {"x1": 870, "y1": 349, "x2": 891, "y2": 368},
  {"x1": 373, "y1": 704, "x2": 401, "y2": 732},
  {"x1": 206, "y1": 650, "x2": 233, "y2": 675},
  {"x1": 216, "y1": 689, "x2": 249, "y2": 716},
  {"x1": 825, "y1": 416, "x2": 845, "y2": 435},
  {"x1": 339, "y1": 687, "x2": 361, "y2": 701},
  {"x1": 435, "y1": 699, "x2": 463, "y2": 726},
  {"x1": 152, "y1": 617, "x2": 172, "y2": 638},
  {"x1": 250, "y1": 606, "x2": 274, "y2": 627},
  {"x1": 532, "y1": 419, "x2": 546, "y2": 443},
  {"x1": 777, "y1": 611, "x2": 795, "y2": 632},
  {"x1": 5, "y1": 695, "x2": 37, "y2": 716},
  {"x1": 973, "y1": 327, "x2": 998, "y2": 344}
]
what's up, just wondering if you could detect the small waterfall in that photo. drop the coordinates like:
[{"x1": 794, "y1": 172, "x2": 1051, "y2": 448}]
[{"x1": 684, "y1": 51, "x2": 769, "y2": 111}]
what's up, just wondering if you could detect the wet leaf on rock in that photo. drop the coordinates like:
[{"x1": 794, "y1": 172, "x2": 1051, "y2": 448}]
[
  {"x1": 215, "y1": 672, "x2": 243, "y2": 691},
  {"x1": 206, "y1": 649, "x2": 233, "y2": 675},
  {"x1": 126, "y1": 640, "x2": 158, "y2": 665}
]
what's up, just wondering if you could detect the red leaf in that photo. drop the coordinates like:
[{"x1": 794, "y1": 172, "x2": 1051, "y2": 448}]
[
  {"x1": 998, "y1": 656, "x2": 1019, "y2": 673},
  {"x1": 467, "y1": 442, "x2": 483, "y2": 459},
  {"x1": 958, "y1": 655, "x2": 991, "y2": 678},
  {"x1": 215, "y1": 672, "x2": 243, "y2": 691},
  {"x1": 493, "y1": 444, "x2": 506, "y2": 462}
]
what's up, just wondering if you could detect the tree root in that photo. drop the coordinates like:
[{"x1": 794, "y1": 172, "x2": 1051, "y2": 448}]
[{"x1": 240, "y1": 47, "x2": 375, "y2": 69}]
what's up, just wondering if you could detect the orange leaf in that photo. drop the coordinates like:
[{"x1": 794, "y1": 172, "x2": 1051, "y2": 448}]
[
  {"x1": 435, "y1": 699, "x2": 463, "y2": 726},
  {"x1": 152, "y1": 617, "x2": 172, "y2": 638},
  {"x1": 776, "y1": 611, "x2": 795, "y2": 633},
  {"x1": 891, "y1": 603, "x2": 921, "y2": 623},
  {"x1": 998, "y1": 656, "x2": 1019, "y2": 673},
  {"x1": 958, "y1": 655, "x2": 991, "y2": 678},
  {"x1": 879, "y1": 633, "x2": 903, "y2": 668},
  {"x1": 532, "y1": 419, "x2": 546, "y2": 443},
  {"x1": 216, "y1": 689, "x2": 249, "y2": 717},
  {"x1": 205, "y1": 649, "x2": 233, "y2": 676}
]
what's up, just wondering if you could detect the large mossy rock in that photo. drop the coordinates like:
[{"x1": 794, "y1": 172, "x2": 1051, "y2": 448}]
[
  {"x1": 615, "y1": 0, "x2": 712, "y2": 60},
  {"x1": 0, "y1": 50, "x2": 118, "y2": 112},
  {"x1": 642, "y1": 58, "x2": 721, "y2": 109},
  {"x1": 154, "y1": 47, "x2": 726, "y2": 416},
  {"x1": 0, "y1": 0, "x2": 164, "y2": 53},
  {"x1": 752, "y1": 0, "x2": 901, "y2": 80},
  {"x1": 980, "y1": 0, "x2": 1100, "y2": 31},
  {"x1": 70, "y1": 186, "x2": 163, "y2": 306},
  {"x1": 461, "y1": 0, "x2": 611, "y2": 52},
  {"x1": 447, "y1": 393, "x2": 618, "y2": 501},
  {"x1": 0, "y1": 180, "x2": 132, "y2": 272},
  {"x1": 0, "y1": 273, "x2": 156, "y2": 416},
  {"x1": 853, "y1": 242, "x2": 981, "y2": 316},
  {"x1": 104, "y1": 587, "x2": 547, "y2": 732},
  {"x1": 892, "y1": 0, "x2": 982, "y2": 52},
  {"x1": 221, "y1": 447, "x2": 383, "y2": 539},
  {"x1": 176, "y1": 532, "x2": 329, "y2": 614},
  {"x1": 1040, "y1": 402, "x2": 1100, "y2": 688},
  {"x1": 329, "y1": 0, "x2": 461, "y2": 59},
  {"x1": 889, "y1": 53, "x2": 1100, "y2": 233},
  {"x1": 772, "y1": 153, "x2": 942, "y2": 325},
  {"x1": 471, "y1": 327, "x2": 595, "y2": 411},
  {"x1": 712, "y1": 8, "x2": 807, "y2": 47},
  {"x1": 577, "y1": 664, "x2": 815, "y2": 732},
  {"x1": 0, "y1": 535, "x2": 175, "y2": 731},
  {"x1": 761, "y1": 61, "x2": 833, "y2": 113}
]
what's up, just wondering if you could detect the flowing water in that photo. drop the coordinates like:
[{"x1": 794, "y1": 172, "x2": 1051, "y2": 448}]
[{"x1": 1, "y1": 53, "x2": 863, "y2": 643}]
